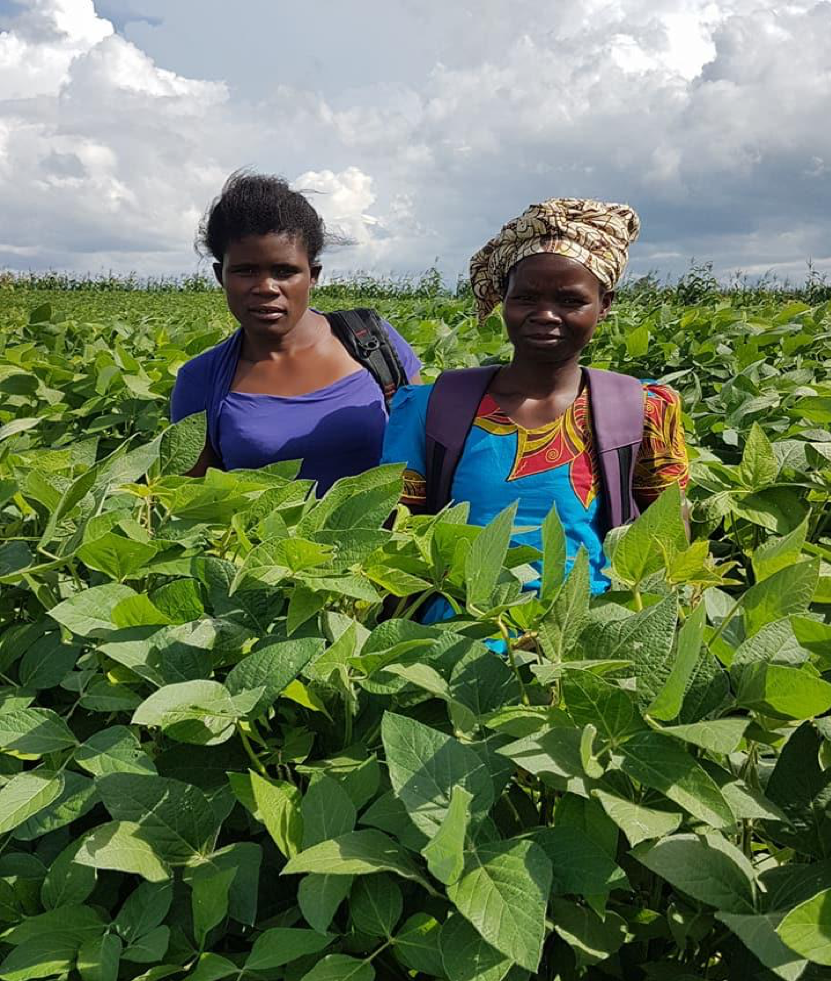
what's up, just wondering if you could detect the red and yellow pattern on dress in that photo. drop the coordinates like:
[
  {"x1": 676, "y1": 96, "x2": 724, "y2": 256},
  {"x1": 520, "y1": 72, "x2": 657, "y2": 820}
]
[
  {"x1": 633, "y1": 385, "x2": 689, "y2": 506},
  {"x1": 473, "y1": 393, "x2": 599, "y2": 508}
]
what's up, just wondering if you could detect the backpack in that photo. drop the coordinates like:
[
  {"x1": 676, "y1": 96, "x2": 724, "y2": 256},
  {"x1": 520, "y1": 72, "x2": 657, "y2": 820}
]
[
  {"x1": 327, "y1": 308, "x2": 408, "y2": 409},
  {"x1": 424, "y1": 365, "x2": 645, "y2": 532}
]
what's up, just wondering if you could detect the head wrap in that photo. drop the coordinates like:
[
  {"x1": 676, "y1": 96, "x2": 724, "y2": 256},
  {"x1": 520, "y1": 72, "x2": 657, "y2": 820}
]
[{"x1": 469, "y1": 198, "x2": 641, "y2": 322}]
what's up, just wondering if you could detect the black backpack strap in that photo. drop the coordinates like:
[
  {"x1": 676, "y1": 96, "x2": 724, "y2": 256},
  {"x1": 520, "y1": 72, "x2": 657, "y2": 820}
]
[
  {"x1": 424, "y1": 365, "x2": 501, "y2": 513},
  {"x1": 327, "y1": 308, "x2": 408, "y2": 408}
]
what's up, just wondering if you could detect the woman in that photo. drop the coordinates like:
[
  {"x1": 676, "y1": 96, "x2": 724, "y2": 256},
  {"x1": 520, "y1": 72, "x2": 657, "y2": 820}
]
[
  {"x1": 171, "y1": 171, "x2": 421, "y2": 491},
  {"x1": 382, "y1": 198, "x2": 689, "y2": 595}
]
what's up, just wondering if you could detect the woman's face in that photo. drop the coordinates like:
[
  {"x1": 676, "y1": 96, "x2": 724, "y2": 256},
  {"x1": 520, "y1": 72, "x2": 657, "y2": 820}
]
[
  {"x1": 502, "y1": 253, "x2": 612, "y2": 364},
  {"x1": 215, "y1": 233, "x2": 320, "y2": 339}
]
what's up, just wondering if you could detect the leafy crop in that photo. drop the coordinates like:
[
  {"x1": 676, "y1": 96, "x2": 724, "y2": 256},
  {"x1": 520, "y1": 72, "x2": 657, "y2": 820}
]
[{"x1": 0, "y1": 290, "x2": 829, "y2": 980}]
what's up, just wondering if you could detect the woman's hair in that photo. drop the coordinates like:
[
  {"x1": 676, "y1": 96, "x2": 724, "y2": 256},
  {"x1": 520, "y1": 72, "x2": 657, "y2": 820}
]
[{"x1": 197, "y1": 170, "x2": 326, "y2": 264}]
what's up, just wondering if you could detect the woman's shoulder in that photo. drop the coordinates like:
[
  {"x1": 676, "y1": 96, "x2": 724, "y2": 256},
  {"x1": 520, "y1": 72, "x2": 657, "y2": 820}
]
[
  {"x1": 641, "y1": 380, "x2": 683, "y2": 408},
  {"x1": 389, "y1": 381, "x2": 434, "y2": 414},
  {"x1": 176, "y1": 330, "x2": 241, "y2": 380}
]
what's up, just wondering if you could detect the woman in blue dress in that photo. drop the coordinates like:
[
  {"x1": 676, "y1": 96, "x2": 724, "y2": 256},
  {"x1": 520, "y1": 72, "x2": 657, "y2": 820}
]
[
  {"x1": 171, "y1": 172, "x2": 421, "y2": 490},
  {"x1": 382, "y1": 198, "x2": 689, "y2": 601}
]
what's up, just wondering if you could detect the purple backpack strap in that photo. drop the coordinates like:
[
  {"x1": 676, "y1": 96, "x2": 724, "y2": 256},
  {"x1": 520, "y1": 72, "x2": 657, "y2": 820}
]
[
  {"x1": 584, "y1": 367, "x2": 645, "y2": 530},
  {"x1": 424, "y1": 365, "x2": 501, "y2": 513}
]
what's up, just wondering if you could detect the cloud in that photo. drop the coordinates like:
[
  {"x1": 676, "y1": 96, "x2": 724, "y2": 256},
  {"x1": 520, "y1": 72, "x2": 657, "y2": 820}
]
[{"x1": 0, "y1": 0, "x2": 828, "y2": 280}]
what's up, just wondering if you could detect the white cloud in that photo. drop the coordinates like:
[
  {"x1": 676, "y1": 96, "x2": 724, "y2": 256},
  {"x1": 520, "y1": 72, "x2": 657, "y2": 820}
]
[{"x1": 0, "y1": 0, "x2": 829, "y2": 281}]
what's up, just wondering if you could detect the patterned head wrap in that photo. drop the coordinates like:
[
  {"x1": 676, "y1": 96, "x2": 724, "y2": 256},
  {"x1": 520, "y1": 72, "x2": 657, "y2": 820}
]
[{"x1": 469, "y1": 198, "x2": 641, "y2": 322}]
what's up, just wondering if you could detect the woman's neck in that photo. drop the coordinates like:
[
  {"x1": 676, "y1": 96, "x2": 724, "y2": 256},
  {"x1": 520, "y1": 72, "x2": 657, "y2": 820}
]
[
  {"x1": 240, "y1": 308, "x2": 326, "y2": 361},
  {"x1": 495, "y1": 355, "x2": 583, "y2": 401}
]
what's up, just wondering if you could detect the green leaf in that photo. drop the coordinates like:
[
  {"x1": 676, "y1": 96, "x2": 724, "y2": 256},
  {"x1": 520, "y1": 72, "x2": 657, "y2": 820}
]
[
  {"x1": 77, "y1": 533, "x2": 157, "y2": 581},
  {"x1": 537, "y1": 547, "x2": 591, "y2": 661},
  {"x1": 592, "y1": 789, "x2": 682, "y2": 847},
  {"x1": 298, "y1": 875, "x2": 352, "y2": 934},
  {"x1": 529, "y1": 825, "x2": 628, "y2": 896},
  {"x1": 646, "y1": 600, "x2": 706, "y2": 721},
  {"x1": 77, "y1": 934, "x2": 121, "y2": 981},
  {"x1": 245, "y1": 927, "x2": 332, "y2": 972},
  {"x1": 0, "y1": 771, "x2": 64, "y2": 835},
  {"x1": 765, "y1": 723, "x2": 831, "y2": 857},
  {"x1": 549, "y1": 897, "x2": 626, "y2": 968},
  {"x1": 447, "y1": 838, "x2": 552, "y2": 971},
  {"x1": 465, "y1": 502, "x2": 517, "y2": 610},
  {"x1": 250, "y1": 771, "x2": 304, "y2": 859},
  {"x1": 188, "y1": 864, "x2": 236, "y2": 948},
  {"x1": 159, "y1": 412, "x2": 207, "y2": 476},
  {"x1": 114, "y1": 881, "x2": 173, "y2": 942},
  {"x1": 0, "y1": 937, "x2": 76, "y2": 981},
  {"x1": 381, "y1": 712, "x2": 494, "y2": 839},
  {"x1": 226, "y1": 637, "x2": 324, "y2": 718},
  {"x1": 298, "y1": 954, "x2": 374, "y2": 981},
  {"x1": 0, "y1": 708, "x2": 76, "y2": 756},
  {"x1": 75, "y1": 821, "x2": 171, "y2": 881},
  {"x1": 111, "y1": 594, "x2": 173, "y2": 629},
  {"x1": 619, "y1": 731, "x2": 734, "y2": 829},
  {"x1": 0, "y1": 417, "x2": 40, "y2": 442},
  {"x1": 421, "y1": 784, "x2": 472, "y2": 885},
  {"x1": 776, "y1": 887, "x2": 831, "y2": 966},
  {"x1": 206, "y1": 841, "x2": 262, "y2": 928},
  {"x1": 350, "y1": 874, "x2": 402, "y2": 937},
  {"x1": 611, "y1": 484, "x2": 687, "y2": 586},
  {"x1": 2, "y1": 906, "x2": 106, "y2": 946},
  {"x1": 132, "y1": 680, "x2": 255, "y2": 745},
  {"x1": 97, "y1": 773, "x2": 219, "y2": 862},
  {"x1": 540, "y1": 504, "x2": 567, "y2": 604},
  {"x1": 738, "y1": 422, "x2": 779, "y2": 490},
  {"x1": 737, "y1": 663, "x2": 831, "y2": 720},
  {"x1": 449, "y1": 641, "x2": 521, "y2": 728},
  {"x1": 718, "y1": 912, "x2": 807, "y2": 981},
  {"x1": 283, "y1": 829, "x2": 430, "y2": 888},
  {"x1": 634, "y1": 833, "x2": 756, "y2": 913},
  {"x1": 18, "y1": 633, "x2": 80, "y2": 690},
  {"x1": 13, "y1": 771, "x2": 97, "y2": 840},
  {"x1": 120, "y1": 927, "x2": 169, "y2": 965},
  {"x1": 185, "y1": 953, "x2": 236, "y2": 981},
  {"x1": 742, "y1": 559, "x2": 820, "y2": 637},
  {"x1": 659, "y1": 717, "x2": 750, "y2": 754},
  {"x1": 75, "y1": 726, "x2": 156, "y2": 777},
  {"x1": 564, "y1": 671, "x2": 642, "y2": 748},
  {"x1": 48, "y1": 583, "x2": 137, "y2": 638},
  {"x1": 299, "y1": 463, "x2": 402, "y2": 534},
  {"x1": 752, "y1": 517, "x2": 809, "y2": 583},
  {"x1": 41, "y1": 840, "x2": 97, "y2": 910},
  {"x1": 301, "y1": 775, "x2": 356, "y2": 849},
  {"x1": 394, "y1": 913, "x2": 444, "y2": 978},
  {"x1": 439, "y1": 913, "x2": 511, "y2": 981},
  {"x1": 497, "y1": 727, "x2": 585, "y2": 792}
]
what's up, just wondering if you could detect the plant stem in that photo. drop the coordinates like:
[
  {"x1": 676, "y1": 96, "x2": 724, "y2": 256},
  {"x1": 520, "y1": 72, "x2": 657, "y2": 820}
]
[
  {"x1": 236, "y1": 722, "x2": 268, "y2": 777},
  {"x1": 632, "y1": 586, "x2": 644, "y2": 611},
  {"x1": 401, "y1": 588, "x2": 438, "y2": 620},
  {"x1": 499, "y1": 618, "x2": 530, "y2": 706},
  {"x1": 709, "y1": 596, "x2": 743, "y2": 646}
]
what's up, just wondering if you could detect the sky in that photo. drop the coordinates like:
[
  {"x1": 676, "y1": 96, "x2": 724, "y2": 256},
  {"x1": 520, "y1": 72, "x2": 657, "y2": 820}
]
[{"x1": 0, "y1": 0, "x2": 829, "y2": 284}]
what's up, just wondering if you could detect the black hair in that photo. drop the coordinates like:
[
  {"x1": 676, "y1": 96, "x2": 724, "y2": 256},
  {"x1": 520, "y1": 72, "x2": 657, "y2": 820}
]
[{"x1": 197, "y1": 170, "x2": 326, "y2": 265}]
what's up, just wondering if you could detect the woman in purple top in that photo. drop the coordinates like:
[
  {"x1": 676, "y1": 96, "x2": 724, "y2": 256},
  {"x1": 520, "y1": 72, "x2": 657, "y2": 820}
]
[{"x1": 171, "y1": 172, "x2": 421, "y2": 492}]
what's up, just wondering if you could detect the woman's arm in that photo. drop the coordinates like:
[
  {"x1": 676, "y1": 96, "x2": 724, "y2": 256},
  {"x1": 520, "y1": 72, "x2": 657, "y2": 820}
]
[
  {"x1": 632, "y1": 384, "x2": 690, "y2": 534},
  {"x1": 186, "y1": 440, "x2": 222, "y2": 478},
  {"x1": 383, "y1": 321, "x2": 423, "y2": 387},
  {"x1": 381, "y1": 385, "x2": 430, "y2": 512},
  {"x1": 171, "y1": 358, "x2": 220, "y2": 477}
]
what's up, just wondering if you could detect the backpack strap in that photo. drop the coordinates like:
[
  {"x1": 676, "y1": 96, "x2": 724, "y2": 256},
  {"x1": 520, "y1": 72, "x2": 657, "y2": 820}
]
[
  {"x1": 327, "y1": 308, "x2": 408, "y2": 408},
  {"x1": 424, "y1": 365, "x2": 501, "y2": 513},
  {"x1": 584, "y1": 367, "x2": 645, "y2": 530}
]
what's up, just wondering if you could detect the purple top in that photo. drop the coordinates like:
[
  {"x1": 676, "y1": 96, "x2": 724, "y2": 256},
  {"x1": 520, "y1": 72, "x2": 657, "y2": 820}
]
[{"x1": 170, "y1": 316, "x2": 420, "y2": 493}]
